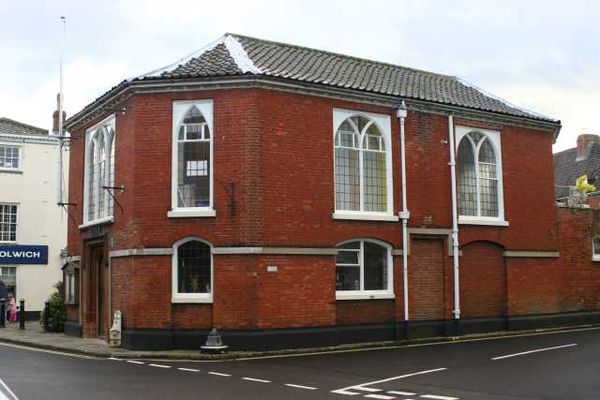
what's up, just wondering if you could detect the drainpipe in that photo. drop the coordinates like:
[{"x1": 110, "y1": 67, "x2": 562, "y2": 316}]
[
  {"x1": 396, "y1": 102, "x2": 409, "y2": 337},
  {"x1": 448, "y1": 115, "x2": 461, "y2": 333}
]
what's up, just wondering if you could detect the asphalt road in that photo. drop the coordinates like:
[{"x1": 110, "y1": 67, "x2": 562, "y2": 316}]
[{"x1": 0, "y1": 327, "x2": 598, "y2": 399}]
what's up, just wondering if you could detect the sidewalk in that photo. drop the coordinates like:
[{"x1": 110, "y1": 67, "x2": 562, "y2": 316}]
[{"x1": 1, "y1": 321, "x2": 598, "y2": 361}]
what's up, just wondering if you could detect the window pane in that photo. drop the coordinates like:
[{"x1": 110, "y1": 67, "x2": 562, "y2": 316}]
[
  {"x1": 0, "y1": 204, "x2": 17, "y2": 242},
  {"x1": 480, "y1": 177, "x2": 499, "y2": 217},
  {"x1": 336, "y1": 249, "x2": 359, "y2": 265},
  {"x1": 178, "y1": 141, "x2": 210, "y2": 207},
  {"x1": 458, "y1": 139, "x2": 477, "y2": 216},
  {"x1": 594, "y1": 237, "x2": 600, "y2": 255},
  {"x1": 478, "y1": 139, "x2": 496, "y2": 164},
  {"x1": 363, "y1": 150, "x2": 387, "y2": 212},
  {"x1": 178, "y1": 241, "x2": 211, "y2": 293},
  {"x1": 335, "y1": 147, "x2": 360, "y2": 211},
  {"x1": 364, "y1": 242, "x2": 388, "y2": 290},
  {"x1": 0, "y1": 146, "x2": 19, "y2": 169},
  {"x1": 336, "y1": 266, "x2": 360, "y2": 290}
]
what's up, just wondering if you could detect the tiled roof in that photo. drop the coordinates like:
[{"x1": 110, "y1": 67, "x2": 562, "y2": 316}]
[
  {"x1": 554, "y1": 144, "x2": 600, "y2": 198},
  {"x1": 0, "y1": 118, "x2": 48, "y2": 136},
  {"x1": 69, "y1": 33, "x2": 560, "y2": 127},
  {"x1": 138, "y1": 33, "x2": 556, "y2": 122}
]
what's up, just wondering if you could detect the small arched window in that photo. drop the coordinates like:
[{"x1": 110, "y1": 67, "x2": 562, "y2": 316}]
[
  {"x1": 457, "y1": 128, "x2": 503, "y2": 220},
  {"x1": 172, "y1": 238, "x2": 213, "y2": 303},
  {"x1": 334, "y1": 111, "x2": 392, "y2": 215},
  {"x1": 85, "y1": 116, "x2": 115, "y2": 223},
  {"x1": 335, "y1": 239, "x2": 393, "y2": 299},
  {"x1": 592, "y1": 236, "x2": 600, "y2": 261}
]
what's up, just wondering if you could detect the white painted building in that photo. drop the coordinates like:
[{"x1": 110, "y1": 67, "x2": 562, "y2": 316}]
[{"x1": 0, "y1": 117, "x2": 68, "y2": 314}]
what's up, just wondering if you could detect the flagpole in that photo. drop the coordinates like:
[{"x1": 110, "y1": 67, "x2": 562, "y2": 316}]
[{"x1": 57, "y1": 16, "x2": 66, "y2": 205}]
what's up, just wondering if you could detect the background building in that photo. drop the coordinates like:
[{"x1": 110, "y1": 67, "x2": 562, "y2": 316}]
[{"x1": 0, "y1": 117, "x2": 69, "y2": 316}]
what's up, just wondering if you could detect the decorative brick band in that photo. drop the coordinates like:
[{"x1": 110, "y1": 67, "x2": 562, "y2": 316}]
[
  {"x1": 212, "y1": 247, "x2": 338, "y2": 255},
  {"x1": 109, "y1": 248, "x2": 173, "y2": 258},
  {"x1": 503, "y1": 251, "x2": 560, "y2": 258}
]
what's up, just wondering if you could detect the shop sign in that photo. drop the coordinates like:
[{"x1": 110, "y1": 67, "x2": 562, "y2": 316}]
[{"x1": 0, "y1": 245, "x2": 48, "y2": 265}]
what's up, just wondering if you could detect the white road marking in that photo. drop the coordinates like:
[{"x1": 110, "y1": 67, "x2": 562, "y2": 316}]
[
  {"x1": 177, "y1": 367, "x2": 199, "y2": 372},
  {"x1": 387, "y1": 391, "x2": 417, "y2": 396},
  {"x1": 365, "y1": 394, "x2": 396, "y2": 400},
  {"x1": 242, "y1": 377, "x2": 271, "y2": 383},
  {"x1": 420, "y1": 395, "x2": 459, "y2": 400},
  {"x1": 332, "y1": 367, "x2": 447, "y2": 396},
  {"x1": 0, "y1": 342, "x2": 97, "y2": 360},
  {"x1": 0, "y1": 378, "x2": 18, "y2": 400},
  {"x1": 284, "y1": 383, "x2": 318, "y2": 390},
  {"x1": 208, "y1": 372, "x2": 232, "y2": 377},
  {"x1": 108, "y1": 357, "x2": 120, "y2": 361},
  {"x1": 491, "y1": 343, "x2": 577, "y2": 360},
  {"x1": 148, "y1": 363, "x2": 171, "y2": 369},
  {"x1": 126, "y1": 360, "x2": 145, "y2": 365}
]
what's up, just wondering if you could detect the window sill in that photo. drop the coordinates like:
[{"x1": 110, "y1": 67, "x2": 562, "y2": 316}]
[
  {"x1": 171, "y1": 295, "x2": 213, "y2": 304},
  {"x1": 458, "y1": 217, "x2": 509, "y2": 227},
  {"x1": 79, "y1": 216, "x2": 114, "y2": 230},
  {"x1": 592, "y1": 256, "x2": 600, "y2": 262},
  {"x1": 333, "y1": 212, "x2": 399, "y2": 222},
  {"x1": 336, "y1": 292, "x2": 395, "y2": 301},
  {"x1": 168, "y1": 209, "x2": 216, "y2": 218}
]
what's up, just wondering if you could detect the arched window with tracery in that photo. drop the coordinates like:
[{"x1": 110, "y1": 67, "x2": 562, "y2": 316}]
[
  {"x1": 456, "y1": 128, "x2": 504, "y2": 222},
  {"x1": 334, "y1": 111, "x2": 392, "y2": 216},
  {"x1": 84, "y1": 116, "x2": 115, "y2": 223}
]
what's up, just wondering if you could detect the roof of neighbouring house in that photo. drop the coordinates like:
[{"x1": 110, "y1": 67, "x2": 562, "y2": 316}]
[
  {"x1": 0, "y1": 118, "x2": 48, "y2": 136},
  {"x1": 554, "y1": 143, "x2": 600, "y2": 199},
  {"x1": 68, "y1": 33, "x2": 560, "y2": 127}
]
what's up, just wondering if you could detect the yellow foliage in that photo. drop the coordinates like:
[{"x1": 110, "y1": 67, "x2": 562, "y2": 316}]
[{"x1": 575, "y1": 175, "x2": 596, "y2": 194}]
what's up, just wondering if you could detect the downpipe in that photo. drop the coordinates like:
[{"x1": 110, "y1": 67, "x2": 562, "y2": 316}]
[{"x1": 448, "y1": 114, "x2": 461, "y2": 335}]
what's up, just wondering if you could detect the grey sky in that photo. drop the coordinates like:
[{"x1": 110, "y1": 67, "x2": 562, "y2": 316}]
[{"x1": 2, "y1": 0, "x2": 598, "y2": 151}]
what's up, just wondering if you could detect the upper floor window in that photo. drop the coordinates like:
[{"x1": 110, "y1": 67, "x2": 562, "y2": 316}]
[
  {"x1": 456, "y1": 127, "x2": 505, "y2": 224},
  {"x1": 335, "y1": 239, "x2": 393, "y2": 300},
  {"x1": 333, "y1": 110, "x2": 393, "y2": 220},
  {"x1": 170, "y1": 101, "x2": 214, "y2": 218},
  {"x1": 172, "y1": 237, "x2": 213, "y2": 303},
  {"x1": 84, "y1": 116, "x2": 115, "y2": 224},
  {"x1": 0, "y1": 145, "x2": 21, "y2": 171},
  {"x1": 593, "y1": 236, "x2": 600, "y2": 262},
  {"x1": 0, "y1": 204, "x2": 17, "y2": 242}
]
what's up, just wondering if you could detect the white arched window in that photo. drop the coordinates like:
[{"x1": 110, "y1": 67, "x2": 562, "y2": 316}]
[
  {"x1": 456, "y1": 127, "x2": 505, "y2": 224},
  {"x1": 84, "y1": 116, "x2": 115, "y2": 224},
  {"x1": 333, "y1": 109, "x2": 393, "y2": 220},
  {"x1": 592, "y1": 236, "x2": 600, "y2": 261},
  {"x1": 335, "y1": 239, "x2": 393, "y2": 300},
  {"x1": 172, "y1": 237, "x2": 213, "y2": 303},
  {"x1": 169, "y1": 100, "x2": 214, "y2": 218}
]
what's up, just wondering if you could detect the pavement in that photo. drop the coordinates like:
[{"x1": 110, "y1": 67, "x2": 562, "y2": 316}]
[{"x1": 0, "y1": 320, "x2": 599, "y2": 361}]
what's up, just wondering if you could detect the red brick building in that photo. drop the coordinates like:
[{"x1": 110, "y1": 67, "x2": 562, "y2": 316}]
[{"x1": 63, "y1": 34, "x2": 600, "y2": 350}]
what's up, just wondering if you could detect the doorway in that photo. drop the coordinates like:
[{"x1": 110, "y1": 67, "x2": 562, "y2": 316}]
[{"x1": 87, "y1": 243, "x2": 109, "y2": 338}]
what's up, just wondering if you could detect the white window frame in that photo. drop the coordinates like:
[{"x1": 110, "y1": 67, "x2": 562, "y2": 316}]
[
  {"x1": 0, "y1": 145, "x2": 22, "y2": 172},
  {"x1": 81, "y1": 114, "x2": 116, "y2": 227},
  {"x1": 592, "y1": 236, "x2": 600, "y2": 262},
  {"x1": 0, "y1": 203, "x2": 18, "y2": 243},
  {"x1": 332, "y1": 109, "x2": 396, "y2": 221},
  {"x1": 171, "y1": 237, "x2": 214, "y2": 303},
  {"x1": 455, "y1": 126, "x2": 508, "y2": 226},
  {"x1": 168, "y1": 100, "x2": 215, "y2": 218},
  {"x1": 335, "y1": 239, "x2": 394, "y2": 300}
]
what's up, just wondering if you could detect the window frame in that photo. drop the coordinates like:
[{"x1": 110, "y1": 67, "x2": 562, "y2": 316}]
[
  {"x1": 168, "y1": 100, "x2": 215, "y2": 218},
  {"x1": 0, "y1": 203, "x2": 18, "y2": 243},
  {"x1": 0, "y1": 144, "x2": 22, "y2": 172},
  {"x1": 171, "y1": 237, "x2": 214, "y2": 303},
  {"x1": 592, "y1": 236, "x2": 600, "y2": 262},
  {"x1": 82, "y1": 114, "x2": 116, "y2": 227},
  {"x1": 332, "y1": 109, "x2": 396, "y2": 222},
  {"x1": 335, "y1": 238, "x2": 394, "y2": 300},
  {"x1": 455, "y1": 126, "x2": 507, "y2": 226}
]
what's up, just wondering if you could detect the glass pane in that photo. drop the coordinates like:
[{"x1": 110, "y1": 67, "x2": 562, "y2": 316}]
[
  {"x1": 178, "y1": 241, "x2": 211, "y2": 293},
  {"x1": 336, "y1": 266, "x2": 360, "y2": 291},
  {"x1": 351, "y1": 116, "x2": 371, "y2": 133},
  {"x1": 480, "y1": 177, "x2": 499, "y2": 217},
  {"x1": 594, "y1": 237, "x2": 600, "y2": 255},
  {"x1": 336, "y1": 249, "x2": 359, "y2": 265},
  {"x1": 363, "y1": 150, "x2": 387, "y2": 212},
  {"x1": 186, "y1": 124, "x2": 203, "y2": 140},
  {"x1": 335, "y1": 147, "x2": 360, "y2": 211},
  {"x1": 183, "y1": 106, "x2": 206, "y2": 124},
  {"x1": 178, "y1": 142, "x2": 210, "y2": 207},
  {"x1": 458, "y1": 139, "x2": 477, "y2": 216},
  {"x1": 364, "y1": 242, "x2": 388, "y2": 290},
  {"x1": 478, "y1": 139, "x2": 496, "y2": 164},
  {"x1": 469, "y1": 131, "x2": 483, "y2": 144}
]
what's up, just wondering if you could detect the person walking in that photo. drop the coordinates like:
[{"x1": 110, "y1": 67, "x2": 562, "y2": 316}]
[
  {"x1": 7, "y1": 297, "x2": 17, "y2": 323},
  {"x1": 0, "y1": 281, "x2": 8, "y2": 326}
]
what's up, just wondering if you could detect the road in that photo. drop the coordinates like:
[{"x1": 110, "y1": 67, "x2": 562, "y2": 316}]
[{"x1": 0, "y1": 327, "x2": 598, "y2": 399}]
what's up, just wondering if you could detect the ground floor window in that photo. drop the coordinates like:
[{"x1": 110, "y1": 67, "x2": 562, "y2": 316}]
[
  {"x1": 63, "y1": 263, "x2": 79, "y2": 305},
  {"x1": 335, "y1": 239, "x2": 393, "y2": 299},
  {"x1": 172, "y1": 238, "x2": 212, "y2": 303},
  {"x1": 0, "y1": 266, "x2": 16, "y2": 298}
]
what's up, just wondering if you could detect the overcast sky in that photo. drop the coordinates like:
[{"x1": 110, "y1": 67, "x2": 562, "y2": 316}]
[{"x1": 2, "y1": 0, "x2": 598, "y2": 151}]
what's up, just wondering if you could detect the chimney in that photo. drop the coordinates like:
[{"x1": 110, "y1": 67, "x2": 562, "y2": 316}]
[
  {"x1": 576, "y1": 134, "x2": 600, "y2": 161},
  {"x1": 52, "y1": 93, "x2": 66, "y2": 136}
]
